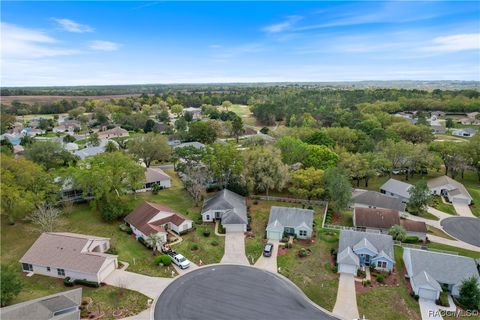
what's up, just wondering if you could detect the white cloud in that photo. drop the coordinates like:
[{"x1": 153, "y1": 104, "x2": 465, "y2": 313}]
[
  {"x1": 262, "y1": 15, "x2": 302, "y2": 33},
  {"x1": 1, "y1": 22, "x2": 81, "y2": 58},
  {"x1": 420, "y1": 33, "x2": 480, "y2": 52},
  {"x1": 89, "y1": 40, "x2": 120, "y2": 51},
  {"x1": 52, "y1": 18, "x2": 93, "y2": 33}
]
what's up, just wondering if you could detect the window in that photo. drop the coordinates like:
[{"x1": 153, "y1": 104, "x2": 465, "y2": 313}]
[
  {"x1": 299, "y1": 230, "x2": 307, "y2": 237},
  {"x1": 47, "y1": 267, "x2": 51, "y2": 272},
  {"x1": 57, "y1": 268, "x2": 65, "y2": 276},
  {"x1": 377, "y1": 261, "x2": 387, "y2": 268},
  {"x1": 206, "y1": 215, "x2": 210, "y2": 220},
  {"x1": 22, "y1": 263, "x2": 33, "y2": 272}
]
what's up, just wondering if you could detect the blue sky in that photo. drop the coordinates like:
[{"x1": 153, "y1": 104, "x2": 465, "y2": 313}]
[{"x1": 1, "y1": 1, "x2": 479, "y2": 86}]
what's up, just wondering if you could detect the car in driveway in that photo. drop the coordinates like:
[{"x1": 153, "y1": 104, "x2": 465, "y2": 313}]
[
  {"x1": 171, "y1": 253, "x2": 191, "y2": 269},
  {"x1": 263, "y1": 243, "x2": 274, "y2": 257}
]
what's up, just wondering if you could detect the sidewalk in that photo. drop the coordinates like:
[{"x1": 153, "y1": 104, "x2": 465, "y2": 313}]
[{"x1": 428, "y1": 235, "x2": 480, "y2": 253}]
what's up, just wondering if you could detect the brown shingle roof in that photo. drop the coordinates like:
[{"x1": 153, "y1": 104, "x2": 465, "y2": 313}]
[
  {"x1": 354, "y1": 207, "x2": 400, "y2": 230},
  {"x1": 20, "y1": 233, "x2": 111, "y2": 274},
  {"x1": 400, "y1": 219, "x2": 427, "y2": 233}
]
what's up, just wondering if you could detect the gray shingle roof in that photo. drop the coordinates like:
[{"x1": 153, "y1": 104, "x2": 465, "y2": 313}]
[
  {"x1": 413, "y1": 271, "x2": 442, "y2": 291},
  {"x1": 427, "y1": 176, "x2": 472, "y2": 201},
  {"x1": 337, "y1": 246, "x2": 360, "y2": 266},
  {"x1": 353, "y1": 191, "x2": 406, "y2": 211},
  {"x1": 380, "y1": 179, "x2": 413, "y2": 199},
  {"x1": 404, "y1": 248, "x2": 480, "y2": 287},
  {"x1": 145, "y1": 167, "x2": 171, "y2": 183},
  {"x1": 339, "y1": 230, "x2": 394, "y2": 261},
  {"x1": 173, "y1": 142, "x2": 205, "y2": 149},
  {"x1": 353, "y1": 238, "x2": 378, "y2": 255},
  {"x1": 266, "y1": 206, "x2": 314, "y2": 231},
  {"x1": 202, "y1": 189, "x2": 247, "y2": 225}
]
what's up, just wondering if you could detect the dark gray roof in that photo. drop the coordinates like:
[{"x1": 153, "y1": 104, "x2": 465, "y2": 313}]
[
  {"x1": 404, "y1": 248, "x2": 480, "y2": 287},
  {"x1": 266, "y1": 206, "x2": 313, "y2": 231},
  {"x1": 353, "y1": 191, "x2": 406, "y2": 211},
  {"x1": 380, "y1": 179, "x2": 413, "y2": 199},
  {"x1": 39, "y1": 295, "x2": 78, "y2": 313},
  {"x1": 202, "y1": 189, "x2": 247, "y2": 225},
  {"x1": 339, "y1": 230, "x2": 394, "y2": 261}
]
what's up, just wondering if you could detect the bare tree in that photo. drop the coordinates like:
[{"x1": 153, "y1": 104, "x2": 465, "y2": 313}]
[
  {"x1": 29, "y1": 206, "x2": 63, "y2": 232},
  {"x1": 183, "y1": 166, "x2": 207, "y2": 206}
]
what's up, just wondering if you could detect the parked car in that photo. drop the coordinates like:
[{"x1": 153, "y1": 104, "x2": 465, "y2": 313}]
[
  {"x1": 263, "y1": 243, "x2": 274, "y2": 257},
  {"x1": 167, "y1": 251, "x2": 191, "y2": 269}
]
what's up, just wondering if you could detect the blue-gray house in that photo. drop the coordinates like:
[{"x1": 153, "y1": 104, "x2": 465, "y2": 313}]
[{"x1": 337, "y1": 230, "x2": 395, "y2": 275}]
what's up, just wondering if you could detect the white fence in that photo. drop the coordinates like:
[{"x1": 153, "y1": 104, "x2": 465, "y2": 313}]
[{"x1": 250, "y1": 195, "x2": 327, "y2": 206}]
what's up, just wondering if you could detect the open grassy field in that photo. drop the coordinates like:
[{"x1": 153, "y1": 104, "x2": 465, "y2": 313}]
[{"x1": 357, "y1": 246, "x2": 421, "y2": 320}]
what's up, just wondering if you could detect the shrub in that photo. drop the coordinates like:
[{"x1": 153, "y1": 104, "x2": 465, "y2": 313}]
[
  {"x1": 100, "y1": 201, "x2": 129, "y2": 222},
  {"x1": 119, "y1": 223, "x2": 132, "y2": 234},
  {"x1": 436, "y1": 291, "x2": 450, "y2": 307},
  {"x1": 331, "y1": 265, "x2": 338, "y2": 273},
  {"x1": 362, "y1": 279, "x2": 371, "y2": 287},
  {"x1": 155, "y1": 255, "x2": 172, "y2": 266},
  {"x1": 0, "y1": 265, "x2": 22, "y2": 306},
  {"x1": 211, "y1": 240, "x2": 219, "y2": 246},
  {"x1": 376, "y1": 274, "x2": 385, "y2": 284},
  {"x1": 403, "y1": 236, "x2": 419, "y2": 244},
  {"x1": 151, "y1": 184, "x2": 163, "y2": 195},
  {"x1": 106, "y1": 246, "x2": 118, "y2": 255},
  {"x1": 298, "y1": 247, "x2": 308, "y2": 258},
  {"x1": 217, "y1": 224, "x2": 226, "y2": 234},
  {"x1": 260, "y1": 127, "x2": 269, "y2": 134},
  {"x1": 190, "y1": 243, "x2": 199, "y2": 251},
  {"x1": 74, "y1": 279, "x2": 99, "y2": 288},
  {"x1": 64, "y1": 277, "x2": 75, "y2": 287},
  {"x1": 203, "y1": 229, "x2": 211, "y2": 237}
]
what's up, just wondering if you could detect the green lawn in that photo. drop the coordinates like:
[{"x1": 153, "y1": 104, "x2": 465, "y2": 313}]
[
  {"x1": 357, "y1": 246, "x2": 421, "y2": 320},
  {"x1": 426, "y1": 242, "x2": 480, "y2": 259},
  {"x1": 427, "y1": 226, "x2": 455, "y2": 240},
  {"x1": 431, "y1": 196, "x2": 457, "y2": 215},
  {"x1": 277, "y1": 223, "x2": 339, "y2": 312}
]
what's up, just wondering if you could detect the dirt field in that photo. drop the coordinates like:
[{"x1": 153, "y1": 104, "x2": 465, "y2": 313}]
[{"x1": 0, "y1": 94, "x2": 141, "y2": 105}]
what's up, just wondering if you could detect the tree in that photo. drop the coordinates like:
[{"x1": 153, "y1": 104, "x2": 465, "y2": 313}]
[
  {"x1": 289, "y1": 168, "x2": 324, "y2": 201},
  {"x1": 389, "y1": 225, "x2": 407, "y2": 241},
  {"x1": 458, "y1": 276, "x2": 480, "y2": 310},
  {"x1": 303, "y1": 130, "x2": 335, "y2": 147},
  {"x1": 68, "y1": 106, "x2": 86, "y2": 119},
  {"x1": 204, "y1": 143, "x2": 243, "y2": 188},
  {"x1": 407, "y1": 180, "x2": 431, "y2": 214},
  {"x1": 380, "y1": 139, "x2": 414, "y2": 178},
  {"x1": 171, "y1": 104, "x2": 183, "y2": 117},
  {"x1": 1, "y1": 156, "x2": 58, "y2": 224},
  {"x1": 128, "y1": 133, "x2": 171, "y2": 167},
  {"x1": 0, "y1": 113, "x2": 15, "y2": 134},
  {"x1": 144, "y1": 119, "x2": 156, "y2": 133},
  {"x1": 0, "y1": 265, "x2": 22, "y2": 306},
  {"x1": 188, "y1": 121, "x2": 217, "y2": 144},
  {"x1": 276, "y1": 136, "x2": 308, "y2": 165},
  {"x1": 172, "y1": 145, "x2": 205, "y2": 172},
  {"x1": 95, "y1": 107, "x2": 109, "y2": 124},
  {"x1": 63, "y1": 134, "x2": 76, "y2": 143},
  {"x1": 105, "y1": 140, "x2": 118, "y2": 152},
  {"x1": 29, "y1": 206, "x2": 63, "y2": 232},
  {"x1": 71, "y1": 152, "x2": 144, "y2": 211},
  {"x1": 303, "y1": 145, "x2": 339, "y2": 170},
  {"x1": 145, "y1": 233, "x2": 163, "y2": 253},
  {"x1": 324, "y1": 167, "x2": 352, "y2": 212},
  {"x1": 175, "y1": 117, "x2": 188, "y2": 132},
  {"x1": 468, "y1": 136, "x2": 480, "y2": 181},
  {"x1": 230, "y1": 115, "x2": 244, "y2": 142},
  {"x1": 157, "y1": 109, "x2": 170, "y2": 123},
  {"x1": 24, "y1": 141, "x2": 78, "y2": 170},
  {"x1": 19, "y1": 135, "x2": 35, "y2": 146},
  {"x1": 445, "y1": 118, "x2": 455, "y2": 128},
  {"x1": 222, "y1": 100, "x2": 233, "y2": 111},
  {"x1": 0, "y1": 139, "x2": 13, "y2": 154},
  {"x1": 88, "y1": 132, "x2": 100, "y2": 147},
  {"x1": 184, "y1": 111, "x2": 194, "y2": 122},
  {"x1": 183, "y1": 165, "x2": 207, "y2": 206},
  {"x1": 244, "y1": 146, "x2": 289, "y2": 196}
]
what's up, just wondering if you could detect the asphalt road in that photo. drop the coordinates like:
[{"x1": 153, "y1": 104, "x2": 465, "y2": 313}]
[
  {"x1": 441, "y1": 217, "x2": 480, "y2": 247},
  {"x1": 154, "y1": 265, "x2": 337, "y2": 320}
]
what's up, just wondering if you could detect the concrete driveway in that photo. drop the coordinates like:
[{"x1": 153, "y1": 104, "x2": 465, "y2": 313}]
[
  {"x1": 419, "y1": 298, "x2": 443, "y2": 320},
  {"x1": 333, "y1": 273, "x2": 359, "y2": 320},
  {"x1": 220, "y1": 231, "x2": 249, "y2": 265},
  {"x1": 104, "y1": 270, "x2": 172, "y2": 299},
  {"x1": 172, "y1": 261, "x2": 200, "y2": 276},
  {"x1": 254, "y1": 240, "x2": 279, "y2": 273},
  {"x1": 452, "y1": 203, "x2": 476, "y2": 218}
]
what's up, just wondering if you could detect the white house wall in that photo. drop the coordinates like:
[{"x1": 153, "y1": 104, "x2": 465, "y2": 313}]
[{"x1": 26, "y1": 264, "x2": 99, "y2": 282}]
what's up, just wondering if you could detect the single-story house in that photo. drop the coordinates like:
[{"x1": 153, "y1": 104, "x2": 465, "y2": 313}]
[
  {"x1": 173, "y1": 141, "x2": 206, "y2": 150},
  {"x1": 136, "y1": 167, "x2": 171, "y2": 192},
  {"x1": 73, "y1": 139, "x2": 109, "y2": 159},
  {"x1": 337, "y1": 230, "x2": 395, "y2": 275},
  {"x1": 452, "y1": 128, "x2": 476, "y2": 138},
  {"x1": 125, "y1": 201, "x2": 193, "y2": 247},
  {"x1": 266, "y1": 206, "x2": 314, "y2": 240},
  {"x1": 97, "y1": 126, "x2": 129, "y2": 140},
  {"x1": 380, "y1": 179, "x2": 413, "y2": 203},
  {"x1": 352, "y1": 190, "x2": 406, "y2": 212},
  {"x1": 427, "y1": 175, "x2": 473, "y2": 205},
  {"x1": 64, "y1": 142, "x2": 79, "y2": 152},
  {"x1": 20, "y1": 232, "x2": 118, "y2": 283},
  {"x1": 21, "y1": 127, "x2": 45, "y2": 137},
  {"x1": 431, "y1": 124, "x2": 447, "y2": 134},
  {"x1": 201, "y1": 189, "x2": 248, "y2": 232},
  {"x1": 0, "y1": 288, "x2": 82, "y2": 320},
  {"x1": 403, "y1": 248, "x2": 480, "y2": 301},
  {"x1": 183, "y1": 107, "x2": 202, "y2": 120},
  {"x1": 353, "y1": 207, "x2": 427, "y2": 241}
]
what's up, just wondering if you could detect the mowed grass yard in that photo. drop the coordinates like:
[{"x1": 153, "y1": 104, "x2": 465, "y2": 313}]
[{"x1": 361, "y1": 170, "x2": 480, "y2": 217}]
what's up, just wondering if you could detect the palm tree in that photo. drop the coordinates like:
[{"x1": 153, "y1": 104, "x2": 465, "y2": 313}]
[{"x1": 145, "y1": 234, "x2": 163, "y2": 254}]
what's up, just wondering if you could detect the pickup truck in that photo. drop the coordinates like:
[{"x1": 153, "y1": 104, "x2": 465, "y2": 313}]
[{"x1": 166, "y1": 250, "x2": 191, "y2": 269}]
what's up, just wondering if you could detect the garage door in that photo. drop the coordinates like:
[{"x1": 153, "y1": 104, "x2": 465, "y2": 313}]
[
  {"x1": 338, "y1": 264, "x2": 357, "y2": 275},
  {"x1": 224, "y1": 224, "x2": 245, "y2": 233},
  {"x1": 98, "y1": 260, "x2": 116, "y2": 282},
  {"x1": 452, "y1": 197, "x2": 470, "y2": 205},
  {"x1": 267, "y1": 230, "x2": 282, "y2": 240},
  {"x1": 418, "y1": 288, "x2": 438, "y2": 300}
]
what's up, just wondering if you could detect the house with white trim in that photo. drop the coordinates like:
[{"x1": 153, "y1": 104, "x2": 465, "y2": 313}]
[
  {"x1": 201, "y1": 189, "x2": 248, "y2": 232},
  {"x1": 427, "y1": 175, "x2": 473, "y2": 205},
  {"x1": 266, "y1": 206, "x2": 313, "y2": 240}
]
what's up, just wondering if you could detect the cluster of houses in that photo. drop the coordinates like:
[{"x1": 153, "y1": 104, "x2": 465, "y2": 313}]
[{"x1": 380, "y1": 175, "x2": 473, "y2": 205}]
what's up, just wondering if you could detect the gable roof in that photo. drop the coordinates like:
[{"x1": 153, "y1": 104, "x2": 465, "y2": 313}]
[
  {"x1": 353, "y1": 237, "x2": 378, "y2": 255},
  {"x1": 399, "y1": 219, "x2": 427, "y2": 233},
  {"x1": 353, "y1": 191, "x2": 406, "y2": 212},
  {"x1": 337, "y1": 247, "x2": 360, "y2": 266},
  {"x1": 20, "y1": 233, "x2": 114, "y2": 274},
  {"x1": 339, "y1": 230, "x2": 394, "y2": 261},
  {"x1": 413, "y1": 271, "x2": 442, "y2": 291},
  {"x1": 145, "y1": 167, "x2": 171, "y2": 183},
  {"x1": 404, "y1": 248, "x2": 480, "y2": 287},
  {"x1": 427, "y1": 176, "x2": 472, "y2": 201},
  {"x1": 266, "y1": 206, "x2": 314, "y2": 231},
  {"x1": 202, "y1": 189, "x2": 247, "y2": 225},
  {"x1": 380, "y1": 179, "x2": 413, "y2": 199},
  {"x1": 354, "y1": 207, "x2": 400, "y2": 230},
  {"x1": 125, "y1": 201, "x2": 190, "y2": 236}
]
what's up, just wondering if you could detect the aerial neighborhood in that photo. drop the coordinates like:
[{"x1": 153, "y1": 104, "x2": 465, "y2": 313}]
[{"x1": 1, "y1": 2, "x2": 480, "y2": 320}]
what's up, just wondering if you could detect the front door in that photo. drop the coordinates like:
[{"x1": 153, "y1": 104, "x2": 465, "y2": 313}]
[{"x1": 215, "y1": 211, "x2": 222, "y2": 219}]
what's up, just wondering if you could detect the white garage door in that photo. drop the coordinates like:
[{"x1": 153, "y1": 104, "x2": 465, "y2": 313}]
[
  {"x1": 98, "y1": 260, "x2": 116, "y2": 282},
  {"x1": 338, "y1": 264, "x2": 357, "y2": 275},
  {"x1": 452, "y1": 197, "x2": 470, "y2": 205},
  {"x1": 418, "y1": 288, "x2": 438, "y2": 301},
  {"x1": 224, "y1": 224, "x2": 245, "y2": 233},
  {"x1": 267, "y1": 230, "x2": 282, "y2": 240}
]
